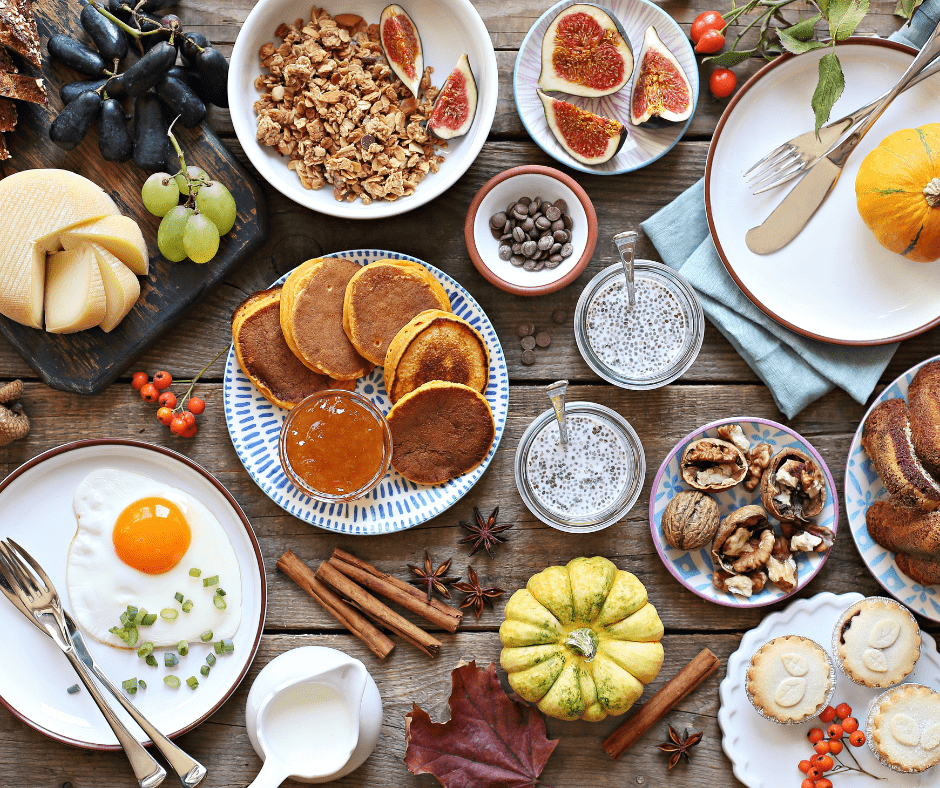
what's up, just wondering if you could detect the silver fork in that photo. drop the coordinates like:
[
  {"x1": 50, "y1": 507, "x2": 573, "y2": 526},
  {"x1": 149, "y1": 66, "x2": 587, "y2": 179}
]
[
  {"x1": 0, "y1": 540, "x2": 198, "y2": 788},
  {"x1": 744, "y1": 54, "x2": 940, "y2": 194}
]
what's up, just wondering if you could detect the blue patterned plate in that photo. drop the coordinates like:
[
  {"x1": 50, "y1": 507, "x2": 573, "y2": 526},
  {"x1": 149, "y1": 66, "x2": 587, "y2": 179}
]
[
  {"x1": 845, "y1": 354, "x2": 940, "y2": 621},
  {"x1": 650, "y1": 418, "x2": 838, "y2": 607},
  {"x1": 222, "y1": 250, "x2": 509, "y2": 535}
]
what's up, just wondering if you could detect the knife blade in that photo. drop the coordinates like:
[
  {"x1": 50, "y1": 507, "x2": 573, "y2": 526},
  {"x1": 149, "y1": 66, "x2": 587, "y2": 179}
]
[{"x1": 745, "y1": 156, "x2": 842, "y2": 255}]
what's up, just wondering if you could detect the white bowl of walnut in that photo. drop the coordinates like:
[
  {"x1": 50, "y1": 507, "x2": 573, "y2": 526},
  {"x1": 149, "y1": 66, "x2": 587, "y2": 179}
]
[{"x1": 229, "y1": 0, "x2": 498, "y2": 219}]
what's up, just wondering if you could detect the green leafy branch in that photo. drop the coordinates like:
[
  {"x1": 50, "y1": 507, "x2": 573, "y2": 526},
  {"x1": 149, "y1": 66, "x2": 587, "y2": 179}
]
[{"x1": 704, "y1": 0, "x2": 924, "y2": 131}]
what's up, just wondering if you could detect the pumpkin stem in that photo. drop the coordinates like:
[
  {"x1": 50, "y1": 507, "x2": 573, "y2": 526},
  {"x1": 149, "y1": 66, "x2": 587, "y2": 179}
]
[
  {"x1": 924, "y1": 178, "x2": 940, "y2": 207},
  {"x1": 565, "y1": 628, "x2": 599, "y2": 661}
]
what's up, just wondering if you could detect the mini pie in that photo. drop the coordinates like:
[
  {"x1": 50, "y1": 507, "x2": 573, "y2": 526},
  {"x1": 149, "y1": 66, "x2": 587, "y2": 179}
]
[
  {"x1": 834, "y1": 598, "x2": 920, "y2": 688},
  {"x1": 746, "y1": 635, "x2": 834, "y2": 723},
  {"x1": 870, "y1": 684, "x2": 940, "y2": 772}
]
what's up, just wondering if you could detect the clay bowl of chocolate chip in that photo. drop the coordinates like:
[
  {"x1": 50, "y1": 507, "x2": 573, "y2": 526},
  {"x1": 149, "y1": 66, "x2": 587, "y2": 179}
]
[{"x1": 464, "y1": 165, "x2": 597, "y2": 296}]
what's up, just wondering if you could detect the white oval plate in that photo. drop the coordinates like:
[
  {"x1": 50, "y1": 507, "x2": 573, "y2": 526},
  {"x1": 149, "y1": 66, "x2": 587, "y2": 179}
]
[
  {"x1": 228, "y1": 0, "x2": 497, "y2": 219},
  {"x1": 649, "y1": 417, "x2": 837, "y2": 607},
  {"x1": 513, "y1": 0, "x2": 699, "y2": 175},
  {"x1": 845, "y1": 354, "x2": 940, "y2": 621},
  {"x1": 223, "y1": 249, "x2": 508, "y2": 534},
  {"x1": 706, "y1": 40, "x2": 940, "y2": 345},
  {"x1": 0, "y1": 440, "x2": 266, "y2": 749},
  {"x1": 719, "y1": 591, "x2": 940, "y2": 787}
]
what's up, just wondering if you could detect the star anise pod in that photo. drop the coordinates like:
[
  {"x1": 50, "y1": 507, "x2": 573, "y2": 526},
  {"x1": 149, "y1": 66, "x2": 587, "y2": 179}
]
[
  {"x1": 459, "y1": 506, "x2": 512, "y2": 558},
  {"x1": 408, "y1": 551, "x2": 457, "y2": 602},
  {"x1": 657, "y1": 725, "x2": 703, "y2": 770},
  {"x1": 452, "y1": 566, "x2": 505, "y2": 618}
]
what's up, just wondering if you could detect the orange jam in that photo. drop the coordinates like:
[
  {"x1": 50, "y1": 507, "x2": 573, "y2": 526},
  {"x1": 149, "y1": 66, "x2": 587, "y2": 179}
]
[{"x1": 280, "y1": 391, "x2": 390, "y2": 500}]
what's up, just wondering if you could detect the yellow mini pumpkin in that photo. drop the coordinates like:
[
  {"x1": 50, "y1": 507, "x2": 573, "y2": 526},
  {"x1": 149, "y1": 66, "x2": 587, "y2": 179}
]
[
  {"x1": 498, "y1": 556, "x2": 664, "y2": 722},
  {"x1": 855, "y1": 123, "x2": 940, "y2": 262}
]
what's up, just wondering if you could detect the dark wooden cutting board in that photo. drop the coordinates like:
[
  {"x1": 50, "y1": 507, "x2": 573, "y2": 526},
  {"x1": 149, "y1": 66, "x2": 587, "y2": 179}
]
[{"x1": 0, "y1": 0, "x2": 268, "y2": 395}]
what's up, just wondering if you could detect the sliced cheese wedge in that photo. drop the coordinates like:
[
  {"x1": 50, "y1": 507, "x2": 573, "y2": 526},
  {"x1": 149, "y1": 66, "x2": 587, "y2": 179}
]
[
  {"x1": 86, "y1": 242, "x2": 140, "y2": 332},
  {"x1": 0, "y1": 169, "x2": 119, "y2": 328},
  {"x1": 59, "y1": 214, "x2": 149, "y2": 276},
  {"x1": 45, "y1": 246, "x2": 108, "y2": 333}
]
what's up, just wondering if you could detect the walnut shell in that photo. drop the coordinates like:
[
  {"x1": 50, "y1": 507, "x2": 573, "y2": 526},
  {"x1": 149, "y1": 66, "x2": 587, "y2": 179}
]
[
  {"x1": 680, "y1": 438, "x2": 748, "y2": 491},
  {"x1": 711, "y1": 504, "x2": 773, "y2": 574},
  {"x1": 661, "y1": 491, "x2": 720, "y2": 550},
  {"x1": 760, "y1": 447, "x2": 826, "y2": 523}
]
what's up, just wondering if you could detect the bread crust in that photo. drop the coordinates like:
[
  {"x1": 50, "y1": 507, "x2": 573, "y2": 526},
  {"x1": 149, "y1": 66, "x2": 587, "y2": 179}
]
[{"x1": 908, "y1": 359, "x2": 940, "y2": 479}]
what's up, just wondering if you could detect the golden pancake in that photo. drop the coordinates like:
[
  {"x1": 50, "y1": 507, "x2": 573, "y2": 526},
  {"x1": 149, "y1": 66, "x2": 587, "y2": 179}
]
[
  {"x1": 384, "y1": 309, "x2": 489, "y2": 403},
  {"x1": 280, "y1": 256, "x2": 374, "y2": 380},
  {"x1": 342, "y1": 259, "x2": 451, "y2": 366},
  {"x1": 232, "y1": 288, "x2": 354, "y2": 409},
  {"x1": 386, "y1": 381, "x2": 494, "y2": 484}
]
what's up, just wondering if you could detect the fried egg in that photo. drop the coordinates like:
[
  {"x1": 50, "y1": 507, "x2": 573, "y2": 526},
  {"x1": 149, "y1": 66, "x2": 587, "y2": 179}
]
[{"x1": 66, "y1": 468, "x2": 241, "y2": 648}]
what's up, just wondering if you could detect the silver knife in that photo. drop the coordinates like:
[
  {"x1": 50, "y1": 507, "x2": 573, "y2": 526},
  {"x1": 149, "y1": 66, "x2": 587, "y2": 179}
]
[
  {"x1": 64, "y1": 612, "x2": 208, "y2": 788},
  {"x1": 746, "y1": 21, "x2": 940, "y2": 255}
]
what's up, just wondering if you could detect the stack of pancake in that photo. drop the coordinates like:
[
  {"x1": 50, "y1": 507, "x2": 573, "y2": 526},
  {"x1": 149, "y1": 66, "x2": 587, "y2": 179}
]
[
  {"x1": 232, "y1": 257, "x2": 495, "y2": 486},
  {"x1": 863, "y1": 360, "x2": 940, "y2": 584}
]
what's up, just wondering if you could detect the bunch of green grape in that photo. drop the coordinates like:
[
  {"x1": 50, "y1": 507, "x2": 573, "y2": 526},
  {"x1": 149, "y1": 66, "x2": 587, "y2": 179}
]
[{"x1": 142, "y1": 165, "x2": 236, "y2": 264}]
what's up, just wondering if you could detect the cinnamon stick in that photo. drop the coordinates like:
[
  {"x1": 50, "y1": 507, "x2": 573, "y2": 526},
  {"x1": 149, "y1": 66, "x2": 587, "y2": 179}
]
[
  {"x1": 316, "y1": 560, "x2": 442, "y2": 658},
  {"x1": 276, "y1": 550, "x2": 394, "y2": 660},
  {"x1": 330, "y1": 548, "x2": 463, "y2": 632},
  {"x1": 602, "y1": 648, "x2": 721, "y2": 760}
]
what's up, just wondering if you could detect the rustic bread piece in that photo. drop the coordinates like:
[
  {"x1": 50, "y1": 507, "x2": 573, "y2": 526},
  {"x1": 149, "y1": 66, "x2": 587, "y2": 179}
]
[
  {"x1": 0, "y1": 47, "x2": 19, "y2": 132},
  {"x1": 0, "y1": 69, "x2": 45, "y2": 104},
  {"x1": 909, "y1": 359, "x2": 940, "y2": 480},
  {"x1": 866, "y1": 499, "x2": 940, "y2": 559},
  {"x1": 862, "y1": 399, "x2": 940, "y2": 511},
  {"x1": 895, "y1": 552, "x2": 940, "y2": 586},
  {"x1": 0, "y1": 0, "x2": 40, "y2": 67}
]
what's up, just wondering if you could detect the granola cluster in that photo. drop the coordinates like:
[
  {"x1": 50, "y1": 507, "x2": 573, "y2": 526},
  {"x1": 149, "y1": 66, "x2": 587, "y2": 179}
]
[{"x1": 253, "y1": 7, "x2": 446, "y2": 204}]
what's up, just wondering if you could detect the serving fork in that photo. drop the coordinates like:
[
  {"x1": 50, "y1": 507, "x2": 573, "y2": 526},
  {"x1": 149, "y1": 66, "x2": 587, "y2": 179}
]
[
  {"x1": 0, "y1": 539, "x2": 207, "y2": 788},
  {"x1": 744, "y1": 54, "x2": 940, "y2": 194}
]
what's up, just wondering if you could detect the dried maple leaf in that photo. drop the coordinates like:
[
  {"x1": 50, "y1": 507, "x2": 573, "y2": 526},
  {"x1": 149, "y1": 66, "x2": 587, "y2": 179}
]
[{"x1": 405, "y1": 661, "x2": 558, "y2": 788}]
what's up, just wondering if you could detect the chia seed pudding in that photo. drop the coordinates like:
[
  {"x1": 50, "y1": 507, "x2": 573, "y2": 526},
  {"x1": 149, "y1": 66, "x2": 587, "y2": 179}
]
[
  {"x1": 525, "y1": 414, "x2": 631, "y2": 519},
  {"x1": 585, "y1": 274, "x2": 687, "y2": 380}
]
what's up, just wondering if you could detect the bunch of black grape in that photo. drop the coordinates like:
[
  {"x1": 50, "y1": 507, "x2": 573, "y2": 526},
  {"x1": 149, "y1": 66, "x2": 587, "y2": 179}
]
[{"x1": 48, "y1": 0, "x2": 228, "y2": 168}]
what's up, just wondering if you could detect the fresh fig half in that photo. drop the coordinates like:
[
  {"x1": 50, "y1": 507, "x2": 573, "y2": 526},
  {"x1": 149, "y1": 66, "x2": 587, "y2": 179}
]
[
  {"x1": 427, "y1": 53, "x2": 477, "y2": 139},
  {"x1": 629, "y1": 26, "x2": 693, "y2": 127},
  {"x1": 538, "y1": 3, "x2": 633, "y2": 98},
  {"x1": 380, "y1": 4, "x2": 424, "y2": 98},
  {"x1": 537, "y1": 89, "x2": 626, "y2": 165}
]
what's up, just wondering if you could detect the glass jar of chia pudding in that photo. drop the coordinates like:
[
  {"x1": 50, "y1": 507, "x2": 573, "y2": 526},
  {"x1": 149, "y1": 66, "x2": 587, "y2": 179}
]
[
  {"x1": 514, "y1": 402, "x2": 645, "y2": 532},
  {"x1": 574, "y1": 261, "x2": 704, "y2": 390}
]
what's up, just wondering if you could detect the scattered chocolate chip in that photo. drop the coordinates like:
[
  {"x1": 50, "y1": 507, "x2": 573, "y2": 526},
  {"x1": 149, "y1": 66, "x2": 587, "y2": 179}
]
[
  {"x1": 506, "y1": 202, "x2": 517, "y2": 215},
  {"x1": 490, "y1": 226, "x2": 503, "y2": 240},
  {"x1": 521, "y1": 335, "x2": 536, "y2": 350},
  {"x1": 522, "y1": 240, "x2": 537, "y2": 257},
  {"x1": 517, "y1": 322, "x2": 534, "y2": 337},
  {"x1": 498, "y1": 245, "x2": 512, "y2": 261},
  {"x1": 510, "y1": 255, "x2": 525, "y2": 267},
  {"x1": 536, "y1": 331, "x2": 551, "y2": 348},
  {"x1": 562, "y1": 213, "x2": 573, "y2": 229},
  {"x1": 489, "y1": 211, "x2": 507, "y2": 229},
  {"x1": 545, "y1": 257, "x2": 562, "y2": 269},
  {"x1": 552, "y1": 309, "x2": 567, "y2": 324},
  {"x1": 521, "y1": 217, "x2": 535, "y2": 233},
  {"x1": 517, "y1": 196, "x2": 531, "y2": 206},
  {"x1": 553, "y1": 199, "x2": 568, "y2": 213},
  {"x1": 551, "y1": 219, "x2": 565, "y2": 232},
  {"x1": 512, "y1": 226, "x2": 525, "y2": 243},
  {"x1": 521, "y1": 349, "x2": 536, "y2": 365},
  {"x1": 553, "y1": 229, "x2": 569, "y2": 243},
  {"x1": 522, "y1": 258, "x2": 537, "y2": 271},
  {"x1": 538, "y1": 235, "x2": 553, "y2": 251},
  {"x1": 360, "y1": 133, "x2": 376, "y2": 149},
  {"x1": 544, "y1": 205, "x2": 561, "y2": 222},
  {"x1": 561, "y1": 242, "x2": 573, "y2": 258}
]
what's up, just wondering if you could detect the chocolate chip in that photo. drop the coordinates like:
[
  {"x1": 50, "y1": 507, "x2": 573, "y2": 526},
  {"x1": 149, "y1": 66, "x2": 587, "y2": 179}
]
[
  {"x1": 512, "y1": 226, "x2": 525, "y2": 243},
  {"x1": 553, "y1": 199, "x2": 568, "y2": 213},
  {"x1": 531, "y1": 260, "x2": 545, "y2": 271},
  {"x1": 512, "y1": 242, "x2": 522, "y2": 254},
  {"x1": 521, "y1": 335, "x2": 536, "y2": 350},
  {"x1": 527, "y1": 200, "x2": 539, "y2": 216},
  {"x1": 503, "y1": 220, "x2": 511, "y2": 233},
  {"x1": 545, "y1": 257, "x2": 562, "y2": 269},
  {"x1": 551, "y1": 219, "x2": 565, "y2": 232},
  {"x1": 544, "y1": 205, "x2": 561, "y2": 222},
  {"x1": 535, "y1": 216, "x2": 551, "y2": 230},
  {"x1": 490, "y1": 226, "x2": 503, "y2": 240},
  {"x1": 537, "y1": 235, "x2": 553, "y2": 251},
  {"x1": 510, "y1": 255, "x2": 525, "y2": 267},
  {"x1": 500, "y1": 232, "x2": 512, "y2": 241},
  {"x1": 513, "y1": 206, "x2": 528, "y2": 221},
  {"x1": 561, "y1": 242, "x2": 573, "y2": 258},
  {"x1": 521, "y1": 349, "x2": 536, "y2": 365},
  {"x1": 490, "y1": 211, "x2": 507, "y2": 229},
  {"x1": 361, "y1": 133, "x2": 376, "y2": 149},
  {"x1": 553, "y1": 229, "x2": 569, "y2": 243},
  {"x1": 536, "y1": 331, "x2": 551, "y2": 348},
  {"x1": 550, "y1": 242, "x2": 561, "y2": 254},
  {"x1": 498, "y1": 244, "x2": 512, "y2": 260},
  {"x1": 521, "y1": 217, "x2": 535, "y2": 233},
  {"x1": 517, "y1": 322, "x2": 533, "y2": 337},
  {"x1": 562, "y1": 213, "x2": 573, "y2": 229},
  {"x1": 553, "y1": 309, "x2": 567, "y2": 324},
  {"x1": 506, "y1": 202, "x2": 517, "y2": 215},
  {"x1": 517, "y1": 196, "x2": 531, "y2": 205},
  {"x1": 522, "y1": 240, "x2": 537, "y2": 257}
]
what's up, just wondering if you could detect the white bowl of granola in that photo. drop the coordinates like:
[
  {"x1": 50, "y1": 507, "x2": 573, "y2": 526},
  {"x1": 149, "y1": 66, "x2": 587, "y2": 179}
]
[{"x1": 229, "y1": 0, "x2": 498, "y2": 219}]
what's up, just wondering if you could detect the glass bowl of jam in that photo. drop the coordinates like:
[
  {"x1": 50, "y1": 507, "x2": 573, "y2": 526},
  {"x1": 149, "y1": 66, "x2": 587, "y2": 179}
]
[
  {"x1": 278, "y1": 390, "x2": 393, "y2": 503},
  {"x1": 514, "y1": 402, "x2": 645, "y2": 532},
  {"x1": 574, "y1": 261, "x2": 704, "y2": 390}
]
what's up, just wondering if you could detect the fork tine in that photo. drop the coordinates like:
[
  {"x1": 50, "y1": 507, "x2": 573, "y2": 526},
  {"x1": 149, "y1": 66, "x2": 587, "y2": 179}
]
[
  {"x1": 0, "y1": 548, "x2": 33, "y2": 617},
  {"x1": 746, "y1": 149, "x2": 801, "y2": 186},
  {"x1": 0, "y1": 541, "x2": 37, "y2": 598},
  {"x1": 743, "y1": 142, "x2": 791, "y2": 179},
  {"x1": 748, "y1": 157, "x2": 806, "y2": 191},
  {"x1": 752, "y1": 168, "x2": 805, "y2": 195},
  {"x1": 7, "y1": 539, "x2": 55, "y2": 594}
]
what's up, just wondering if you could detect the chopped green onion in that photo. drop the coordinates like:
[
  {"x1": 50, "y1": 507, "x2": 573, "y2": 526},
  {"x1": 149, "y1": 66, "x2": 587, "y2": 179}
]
[
  {"x1": 138, "y1": 679, "x2": 147, "y2": 690},
  {"x1": 174, "y1": 592, "x2": 184, "y2": 604},
  {"x1": 200, "y1": 630, "x2": 213, "y2": 642},
  {"x1": 215, "y1": 588, "x2": 226, "y2": 597},
  {"x1": 178, "y1": 641, "x2": 189, "y2": 656},
  {"x1": 160, "y1": 608, "x2": 178, "y2": 620},
  {"x1": 67, "y1": 684, "x2": 80, "y2": 694},
  {"x1": 186, "y1": 676, "x2": 198, "y2": 690},
  {"x1": 145, "y1": 655, "x2": 158, "y2": 667},
  {"x1": 164, "y1": 652, "x2": 179, "y2": 667},
  {"x1": 214, "y1": 638, "x2": 235, "y2": 654},
  {"x1": 182, "y1": 600, "x2": 193, "y2": 613},
  {"x1": 137, "y1": 642, "x2": 154, "y2": 658},
  {"x1": 213, "y1": 595, "x2": 227, "y2": 610},
  {"x1": 203, "y1": 575, "x2": 219, "y2": 587},
  {"x1": 122, "y1": 678, "x2": 138, "y2": 695},
  {"x1": 189, "y1": 568, "x2": 201, "y2": 577},
  {"x1": 132, "y1": 608, "x2": 149, "y2": 626},
  {"x1": 141, "y1": 612, "x2": 157, "y2": 626},
  {"x1": 110, "y1": 626, "x2": 139, "y2": 647},
  {"x1": 200, "y1": 665, "x2": 210, "y2": 677},
  {"x1": 205, "y1": 653, "x2": 216, "y2": 667},
  {"x1": 164, "y1": 676, "x2": 181, "y2": 688},
  {"x1": 120, "y1": 610, "x2": 135, "y2": 627}
]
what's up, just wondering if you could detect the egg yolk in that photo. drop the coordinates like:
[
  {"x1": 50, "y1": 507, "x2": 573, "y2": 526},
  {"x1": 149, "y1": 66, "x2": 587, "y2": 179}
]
[{"x1": 113, "y1": 497, "x2": 192, "y2": 574}]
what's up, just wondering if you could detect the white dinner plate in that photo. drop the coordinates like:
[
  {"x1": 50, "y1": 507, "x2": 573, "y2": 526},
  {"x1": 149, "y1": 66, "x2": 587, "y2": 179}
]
[
  {"x1": 223, "y1": 249, "x2": 508, "y2": 535},
  {"x1": 0, "y1": 440, "x2": 266, "y2": 749},
  {"x1": 228, "y1": 0, "x2": 498, "y2": 219},
  {"x1": 845, "y1": 354, "x2": 940, "y2": 621},
  {"x1": 513, "y1": 0, "x2": 698, "y2": 175},
  {"x1": 650, "y1": 417, "x2": 837, "y2": 607},
  {"x1": 719, "y1": 591, "x2": 940, "y2": 787},
  {"x1": 706, "y1": 39, "x2": 940, "y2": 345}
]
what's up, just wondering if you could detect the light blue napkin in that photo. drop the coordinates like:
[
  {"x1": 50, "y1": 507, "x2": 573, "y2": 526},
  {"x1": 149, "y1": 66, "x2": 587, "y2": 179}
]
[{"x1": 641, "y1": 7, "x2": 939, "y2": 418}]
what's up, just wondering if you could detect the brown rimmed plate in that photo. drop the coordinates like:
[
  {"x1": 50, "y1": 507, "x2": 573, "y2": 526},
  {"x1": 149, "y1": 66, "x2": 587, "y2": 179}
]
[
  {"x1": 0, "y1": 439, "x2": 265, "y2": 749},
  {"x1": 705, "y1": 38, "x2": 940, "y2": 345}
]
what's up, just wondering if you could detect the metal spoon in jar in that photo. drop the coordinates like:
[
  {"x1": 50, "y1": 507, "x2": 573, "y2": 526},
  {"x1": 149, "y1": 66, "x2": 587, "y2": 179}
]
[
  {"x1": 613, "y1": 230, "x2": 638, "y2": 317},
  {"x1": 546, "y1": 380, "x2": 568, "y2": 444}
]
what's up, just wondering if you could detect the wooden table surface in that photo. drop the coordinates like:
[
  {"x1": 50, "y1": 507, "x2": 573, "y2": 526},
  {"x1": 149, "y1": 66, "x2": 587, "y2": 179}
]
[{"x1": 1, "y1": 1, "x2": 937, "y2": 786}]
